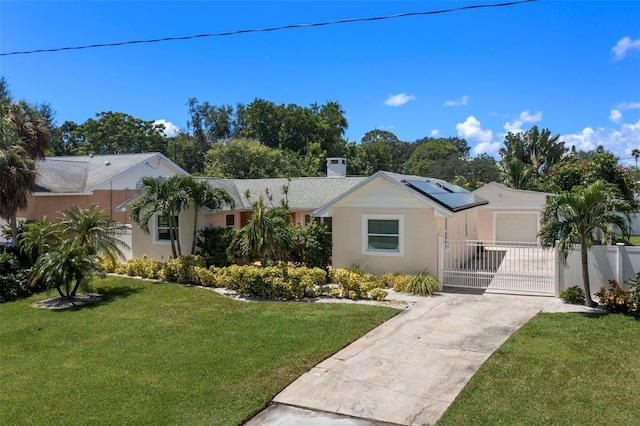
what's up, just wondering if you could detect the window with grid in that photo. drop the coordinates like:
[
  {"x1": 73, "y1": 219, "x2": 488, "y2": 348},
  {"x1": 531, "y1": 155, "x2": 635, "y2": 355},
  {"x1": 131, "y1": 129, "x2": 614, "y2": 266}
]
[{"x1": 362, "y1": 214, "x2": 403, "y2": 255}]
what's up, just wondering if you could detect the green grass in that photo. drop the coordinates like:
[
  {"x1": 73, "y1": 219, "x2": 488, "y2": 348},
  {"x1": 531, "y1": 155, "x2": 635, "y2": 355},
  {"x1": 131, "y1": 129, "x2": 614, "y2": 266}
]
[
  {"x1": 627, "y1": 235, "x2": 640, "y2": 246},
  {"x1": 0, "y1": 276, "x2": 397, "y2": 425},
  {"x1": 437, "y1": 313, "x2": 640, "y2": 425}
]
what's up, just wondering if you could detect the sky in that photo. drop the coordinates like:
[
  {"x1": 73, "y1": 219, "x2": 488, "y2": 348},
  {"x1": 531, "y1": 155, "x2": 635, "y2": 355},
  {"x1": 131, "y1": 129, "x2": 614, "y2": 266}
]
[{"x1": 1, "y1": 1, "x2": 639, "y2": 165}]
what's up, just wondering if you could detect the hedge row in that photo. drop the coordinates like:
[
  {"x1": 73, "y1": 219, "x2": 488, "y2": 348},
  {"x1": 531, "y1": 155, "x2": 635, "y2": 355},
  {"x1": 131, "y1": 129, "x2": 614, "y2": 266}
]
[{"x1": 100, "y1": 255, "x2": 441, "y2": 301}]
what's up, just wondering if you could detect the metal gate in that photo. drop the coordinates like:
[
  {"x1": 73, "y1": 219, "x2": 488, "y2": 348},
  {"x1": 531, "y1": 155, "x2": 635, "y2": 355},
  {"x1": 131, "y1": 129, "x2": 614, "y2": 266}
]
[{"x1": 439, "y1": 239, "x2": 555, "y2": 296}]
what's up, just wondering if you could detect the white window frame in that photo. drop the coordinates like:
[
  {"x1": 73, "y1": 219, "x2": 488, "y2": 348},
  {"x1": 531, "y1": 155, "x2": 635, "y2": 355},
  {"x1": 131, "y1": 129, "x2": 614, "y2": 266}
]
[
  {"x1": 155, "y1": 214, "x2": 179, "y2": 243},
  {"x1": 362, "y1": 214, "x2": 404, "y2": 256}
]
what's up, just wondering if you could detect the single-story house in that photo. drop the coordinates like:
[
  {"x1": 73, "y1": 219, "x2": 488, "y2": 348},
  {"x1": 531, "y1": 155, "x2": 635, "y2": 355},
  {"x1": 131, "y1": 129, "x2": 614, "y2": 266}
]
[
  {"x1": 11, "y1": 153, "x2": 187, "y2": 226},
  {"x1": 312, "y1": 171, "x2": 489, "y2": 277},
  {"x1": 473, "y1": 182, "x2": 553, "y2": 243},
  {"x1": 125, "y1": 159, "x2": 368, "y2": 261}
]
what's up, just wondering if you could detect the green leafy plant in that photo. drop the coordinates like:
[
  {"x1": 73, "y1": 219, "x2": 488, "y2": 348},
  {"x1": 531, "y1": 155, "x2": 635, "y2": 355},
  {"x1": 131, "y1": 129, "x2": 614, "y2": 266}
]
[
  {"x1": 559, "y1": 286, "x2": 586, "y2": 305},
  {"x1": 628, "y1": 272, "x2": 640, "y2": 313},
  {"x1": 595, "y1": 280, "x2": 635, "y2": 314},
  {"x1": 385, "y1": 272, "x2": 439, "y2": 296},
  {"x1": 196, "y1": 226, "x2": 236, "y2": 267}
]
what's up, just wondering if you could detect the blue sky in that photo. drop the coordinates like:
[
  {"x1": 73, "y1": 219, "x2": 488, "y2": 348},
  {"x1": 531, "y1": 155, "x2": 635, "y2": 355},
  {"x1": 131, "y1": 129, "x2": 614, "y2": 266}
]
[{"x1": 2, "y1": 1, "x2": 639, "y2": 164}]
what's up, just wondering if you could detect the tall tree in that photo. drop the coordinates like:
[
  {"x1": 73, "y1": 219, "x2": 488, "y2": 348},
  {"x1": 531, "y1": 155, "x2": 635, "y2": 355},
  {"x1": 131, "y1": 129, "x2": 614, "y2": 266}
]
[
  {"x1": 74, "y1": 111, "x2": 167, "y2": 155},
  {"x1": 131, "y1": 175, "x2": 189, "y2": 258},
  {"x1": 183, "y1": 177, "x2": 234, "y2": 255},
  {"x1": 204, "y1": 138, "x2": 288, "y2": 179},
  {"x1": 499, "y1": 126, "x2": 566, "y2": 189},
  {"x1": 631, "y1": 148, "x2": 639, "y2": 168},
  {"x1": 538, "y1": 181, "x2": 634, "y2": 307},
  {"x1": 0, "y1": 79, "x2": 51, "y2": 246},
  {"x1": 404, "y1": 139, "x2": 464, "y2": 180}
]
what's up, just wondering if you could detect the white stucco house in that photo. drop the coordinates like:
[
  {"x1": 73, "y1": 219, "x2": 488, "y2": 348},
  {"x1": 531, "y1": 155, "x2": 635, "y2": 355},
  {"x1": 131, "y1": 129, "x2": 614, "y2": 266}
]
[
  {"x1": 473, "y1": 182, "x2": 553, "y2": 243},
  {"x1": 312, "y1": 171, "x2": 488, "y2": 277}
]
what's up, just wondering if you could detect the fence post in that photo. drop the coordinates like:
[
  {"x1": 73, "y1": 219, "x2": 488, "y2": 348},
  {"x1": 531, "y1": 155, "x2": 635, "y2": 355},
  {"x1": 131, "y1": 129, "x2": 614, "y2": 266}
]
[
  {"x1": 616, "y1": 243, "x2": 625, "y2": 285},
  {"x1": 554, "y1": 240, "x2": 561, "y2": 297},
  {"x1": 437, "y1": 237, "x2": 444, "y2": 290}
]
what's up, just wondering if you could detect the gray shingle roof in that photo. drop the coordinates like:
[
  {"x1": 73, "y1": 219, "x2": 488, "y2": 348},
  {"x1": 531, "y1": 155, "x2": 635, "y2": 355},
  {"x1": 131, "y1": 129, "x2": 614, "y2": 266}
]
[
  {"x1": 35, "y1": 153, "x2": 166, "y2": 193},
  {"x1": 200, "y1": 176, "x2": 368, "y2": 211}
]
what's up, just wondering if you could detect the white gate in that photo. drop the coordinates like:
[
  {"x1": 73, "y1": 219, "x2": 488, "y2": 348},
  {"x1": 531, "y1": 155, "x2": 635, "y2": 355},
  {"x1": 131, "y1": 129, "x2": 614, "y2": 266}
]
[{"x1": 439, "y1": 239, "x2": 555, "y2": 296}]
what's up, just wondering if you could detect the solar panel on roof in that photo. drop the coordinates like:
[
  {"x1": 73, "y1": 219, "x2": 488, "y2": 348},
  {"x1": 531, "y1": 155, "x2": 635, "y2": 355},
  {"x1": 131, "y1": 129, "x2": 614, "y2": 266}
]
[{"x1": 403, "y1": 179, "x2": 487, "y2": 212}]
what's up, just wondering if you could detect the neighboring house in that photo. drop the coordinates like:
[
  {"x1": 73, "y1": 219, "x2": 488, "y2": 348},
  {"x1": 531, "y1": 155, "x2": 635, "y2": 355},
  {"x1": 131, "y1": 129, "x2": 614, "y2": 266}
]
[
  {"x1": 126, "y1": 159, "x2": 368, "y2": 261},
  {"x1": 15, "y1": 153, "x2": 187, "y2": 226},
  {"x1": 312, "y1": 171, "x2": 488, "y2": 277},
  {"x1": 473, "y1": 182, "x2": 553, "y2": 243}
]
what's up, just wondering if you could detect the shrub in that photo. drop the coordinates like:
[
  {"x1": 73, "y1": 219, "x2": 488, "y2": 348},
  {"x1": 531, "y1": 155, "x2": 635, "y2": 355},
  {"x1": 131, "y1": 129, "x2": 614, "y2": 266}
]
[
  {"x1": 115, "y1": 255, "x2": 164, "y2": 280},
  {"x1": 386, "y1": 273, "x2": 439, "y2": 296},
  {"x1": 0, "y1": 252, "x2": 31, "y2": 303},
  {"x1": 196, "y1": 226, "x2": 235, "y2": 267},
  {"x1": 404, "y1": 273, "x2": 439, "y2": 296},
  {"x1": 290, "y1": 220, "x2": 332, "y2": 269},
  {"x1": 160, "y1": 255, "x2": 206, "y2": 284},
  {"x1": 333, "y1": 268, "x2": 386, "y2": 300},
  {"x1": 559, "y1": 286, "x2": 586, "y2": 305},
  {"x1": 98, "y1": 253, "x2": 119, "y2": 273},
  {"x1": 595, "y1": 280, "x2": 635, "y2": 313}
]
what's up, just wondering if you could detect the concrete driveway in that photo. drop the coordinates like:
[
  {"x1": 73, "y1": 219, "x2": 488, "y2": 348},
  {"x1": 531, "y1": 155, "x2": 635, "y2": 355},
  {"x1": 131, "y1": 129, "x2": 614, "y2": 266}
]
[{"x1": 246, "y1": 291, "x2": 549, "y2": 426}]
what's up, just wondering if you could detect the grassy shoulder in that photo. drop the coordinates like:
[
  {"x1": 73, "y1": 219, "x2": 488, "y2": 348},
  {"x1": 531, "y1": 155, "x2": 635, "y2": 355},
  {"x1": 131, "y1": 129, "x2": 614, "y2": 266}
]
[
  {"x1": 0, "y1": 276, "x2": 398, "y2": 425},
  {"x1": 437, "y1": 313, "x2": 640, "y2": 425}
]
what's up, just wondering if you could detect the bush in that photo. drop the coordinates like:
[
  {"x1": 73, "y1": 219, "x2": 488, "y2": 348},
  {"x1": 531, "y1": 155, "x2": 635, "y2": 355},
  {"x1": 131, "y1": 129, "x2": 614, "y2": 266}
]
[
  {"x1": 332, "y1": 268, "x2": 387, "y2": 300},
  {"x1": 290, "y1": 220, "x2": 332, "y2": 269},
  {"x1": 113, "y1": 255, "x2": 164, "y2": 280},
  {"x1": 160, "y1": 255, "x2": 206, "y2": 284},
  {"x1": 196, "y1": 226, "x2": 236, "y2": 267},
  {"x1": 0, "y1": 252, "x2": 31, "y2": 303},
  {"x1": 206, "y1": 264, "x2": 326, "y2": 300},
  {"x1": 595, "y1": 280, "x2": 635, "y2": 313},
  {"x1": 385, "y1": 273, "x2": 440, "y2": 296},
  {"x1": 559, "y1": 286, "x2": 586, "y2": 305}
]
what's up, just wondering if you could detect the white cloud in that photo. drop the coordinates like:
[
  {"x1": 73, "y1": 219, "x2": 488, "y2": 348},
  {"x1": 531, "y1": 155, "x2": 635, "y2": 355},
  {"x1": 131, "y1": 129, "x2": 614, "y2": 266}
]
[
  {"x1": 443, "y1": 95, "x2": 469, "y2": 107},
  {"x1": 384, "y1": 93, "x2": 415, "y2": 107},
  {"x1": 562, "y1": 119, "x2": 640, "y2": 166},
  {"x1": 430, "y1": 129, "x2": 440, "y2": 137},
  {"x1": 503, "y1": 110, "x2": 542, "y2": 133},
  {"x1": 616, "y1": 101, "x2": 640, "y2": 110},
  {"x1": 611, "y1": 36, "x2": 640, "y2": 61},
  {"x1": 456, "y1": 116, "x2": 493, "y2": 143},
  {"x1": 473, "y1": 141, "x2": 502, "y2": 157},
  {"x1": 609, "y1": 109, "x2": 623, "y2": 124},
  {"x1": 154, "y1": 119, "x2": 180, "y2": 137}
]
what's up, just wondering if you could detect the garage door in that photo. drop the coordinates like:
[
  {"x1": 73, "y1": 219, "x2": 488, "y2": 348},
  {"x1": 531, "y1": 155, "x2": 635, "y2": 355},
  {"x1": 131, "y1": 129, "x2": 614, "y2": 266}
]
[{"x1": 495, "y1": 213, "x2": 538, "y2": 242}]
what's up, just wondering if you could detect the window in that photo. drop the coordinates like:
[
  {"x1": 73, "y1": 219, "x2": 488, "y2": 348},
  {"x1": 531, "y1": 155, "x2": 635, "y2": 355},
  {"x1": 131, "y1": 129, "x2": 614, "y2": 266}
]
[
  {"x1": 225, "y1": 214, "x2": 235, "y2": 227},
  {"x1": 157, "y1": 215, "x2": 179, "y2": 241},
  {"x1": 323, "y1": 216, "x2": 332, "y2": 231},
  {"x1": 362, "y1": 214, "x2": 403, "y2": 256}
]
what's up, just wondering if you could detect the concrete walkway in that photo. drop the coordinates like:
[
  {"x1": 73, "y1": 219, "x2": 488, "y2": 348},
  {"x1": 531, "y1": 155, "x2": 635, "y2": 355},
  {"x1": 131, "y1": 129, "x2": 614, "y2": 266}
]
[{"x1": 246, "y1": 292, "x2": 549, "y2": 426}]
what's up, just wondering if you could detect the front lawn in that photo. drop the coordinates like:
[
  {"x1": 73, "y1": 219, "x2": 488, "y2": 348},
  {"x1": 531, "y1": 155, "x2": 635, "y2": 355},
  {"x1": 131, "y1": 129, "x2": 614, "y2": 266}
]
[
  {"x1": 437, "y1": 313, "x2": 640, "y2": 425},
  {"x1": 0, "y1": 276, "x2": 397, "y2": 425}
]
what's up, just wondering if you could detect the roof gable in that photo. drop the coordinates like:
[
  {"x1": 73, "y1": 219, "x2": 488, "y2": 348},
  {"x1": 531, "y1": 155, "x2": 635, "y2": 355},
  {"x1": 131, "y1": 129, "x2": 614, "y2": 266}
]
[
  {"x1": 313, "y1": 171, "x2": 488, "y2": 216},
  {"x1": 35, "y1": 153, "x2": 187, "y2": 193}
]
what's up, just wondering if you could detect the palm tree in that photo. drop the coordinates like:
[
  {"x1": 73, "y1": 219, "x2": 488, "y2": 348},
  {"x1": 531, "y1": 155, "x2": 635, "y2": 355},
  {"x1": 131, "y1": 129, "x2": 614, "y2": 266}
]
[
  {"x1": 19, "y1": 217, "x2": 59, "y2": 263},
  {"x1": 538, "y1": 181, "x2": 634, "y2": 306},
  {"x1": 632, "y1": 148, "x2": 640, "y2": 168},
  {"x1": 183, "y1": 177, "x2": 234, "y2": 255},
  {"x1": 230, "y1": 195, "x2": 292, "y2": 264},
  {"x1": 0, "y1": 81, "x2": 51, "y2": 246},
  {"x1": 0, "y1": 141, "x2": 38, "y2": 245},
  {"x1": 131, "y1": 175, "x2": 189, "y2": 258},
  {"x1": 57, "y1": 204, "x2": 129, "y2": 261},
  {"x1": 30, "y1": 242, "x2": 96, "y2": 298}
]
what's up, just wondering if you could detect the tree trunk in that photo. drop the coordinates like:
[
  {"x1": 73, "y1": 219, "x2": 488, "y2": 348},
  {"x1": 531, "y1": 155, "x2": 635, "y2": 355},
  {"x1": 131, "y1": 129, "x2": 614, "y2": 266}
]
[
  {"x1": 581, "y1": 245, "x2": 595, "y2": 307},
  {"x1": 191, "y1": 211, "x2": 198, "y2": 256},
  {"x1": 167, "y1": 214, "x2": 178, "y2": 258},
  {"x1": 9, "y1": 216, "x2": 18, "y2": 247}
]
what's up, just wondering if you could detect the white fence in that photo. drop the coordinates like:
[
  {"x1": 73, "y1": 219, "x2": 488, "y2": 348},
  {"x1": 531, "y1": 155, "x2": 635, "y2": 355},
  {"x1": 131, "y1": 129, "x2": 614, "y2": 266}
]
[{"x1": 558, "y1": 243, "x2": 640, "y2": 296}]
